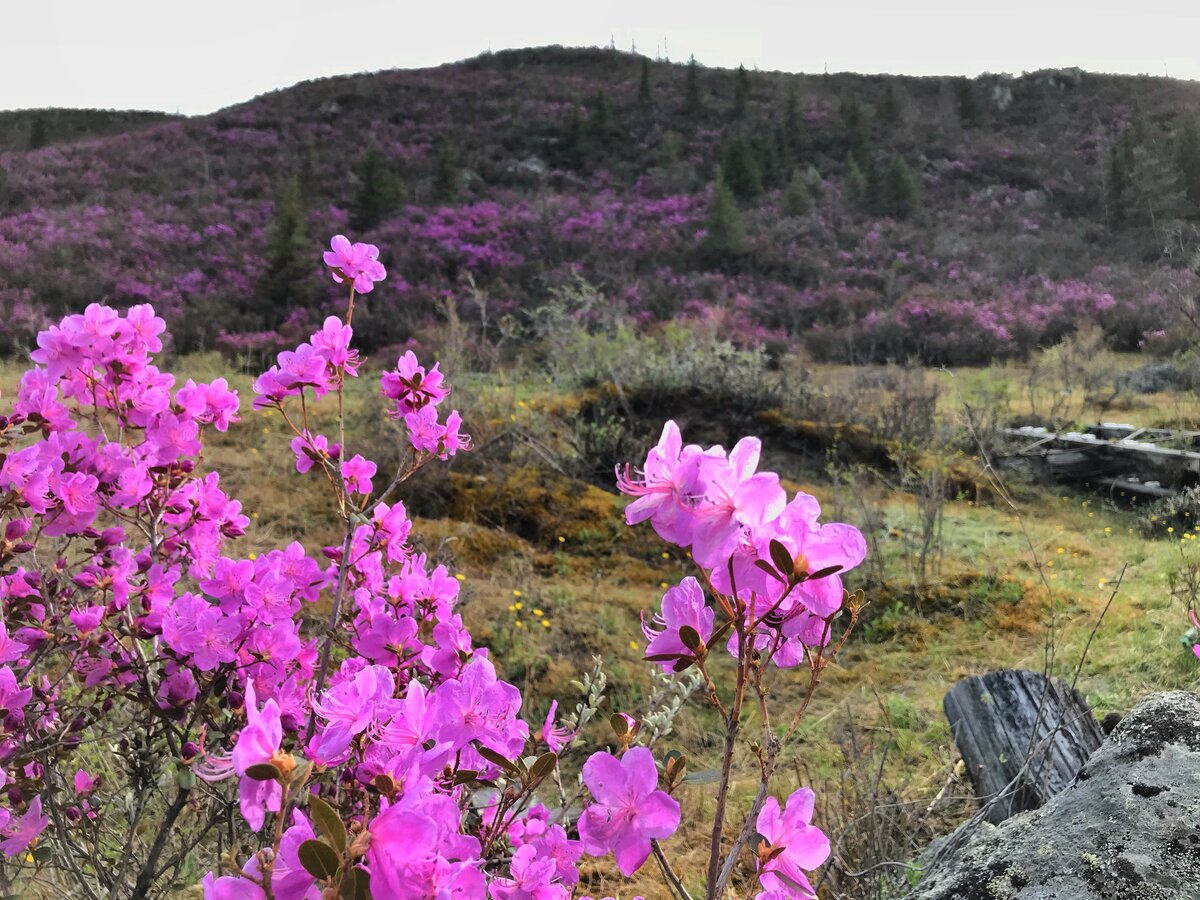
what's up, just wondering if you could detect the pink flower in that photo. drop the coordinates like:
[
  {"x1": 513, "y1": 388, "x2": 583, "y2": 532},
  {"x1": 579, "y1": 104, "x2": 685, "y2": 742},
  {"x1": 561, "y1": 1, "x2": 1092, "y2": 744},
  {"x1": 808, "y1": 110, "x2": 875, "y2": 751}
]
[
  {"x1": 643, "y1": 577, "x2": 714, "y2": 672},
  {"x1": 290, "y1": 431, "x2": 337, "y2": 474},
  {"x1": 232, "y1": 681, "x2": 284, "y2": 831},
  {"x1": 342, "y1": 454, "x2": 377, "y2": 496},
  {"x1": 755, "y1": 788, "x2": 830, "y2": 899},
  {"x1": 73, "y1": 770, "x2": 98, "y2": 796},
  {"x1": 616, "y1": 421, "x2": 706, "y2": 547},
  {"x1": 490, "y1": 842, "x2": 569, "y2": 900},
  {"x1": 538, "y1": 700, "x2": 576, "y2": 753},
  {"x1": 578, "y1": 747, "x2": 680, "y2": 876},
  {"x1": 380, "y1": 352, "x2": 448, "y2": 418},
  {"x1": 0, "y1": 796, "x2": 48, "y2": 857},
  {"x1": 323, "y1": 235, "x2": 387, "y2": 294}
]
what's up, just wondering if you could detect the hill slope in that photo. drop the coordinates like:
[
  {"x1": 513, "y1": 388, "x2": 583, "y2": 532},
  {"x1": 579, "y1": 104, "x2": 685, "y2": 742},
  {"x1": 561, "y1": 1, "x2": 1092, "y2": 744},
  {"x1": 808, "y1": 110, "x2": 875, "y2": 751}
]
[{"x1": 1, "y1": 47, "x2": 1199, "y2": 362}]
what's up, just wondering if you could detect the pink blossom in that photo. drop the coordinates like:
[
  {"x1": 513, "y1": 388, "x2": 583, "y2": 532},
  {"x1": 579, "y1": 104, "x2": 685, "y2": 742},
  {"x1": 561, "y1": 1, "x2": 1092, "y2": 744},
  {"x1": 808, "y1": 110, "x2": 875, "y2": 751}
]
[
  {"x1": 323, "y1": 234, "x2": 387, "y2": 294},
  {"x1": 643, "y1": 576, "x2": 714, "y2": 672},
  {"x1": 0, "y1": 796, "x2": 48, "y2": 857},
  {"x1": 578, "y1": 747, "x2": 680, "y2": 876},
  {"x1": 755, "y1": 788, "x2": 830, "y2": 899}
]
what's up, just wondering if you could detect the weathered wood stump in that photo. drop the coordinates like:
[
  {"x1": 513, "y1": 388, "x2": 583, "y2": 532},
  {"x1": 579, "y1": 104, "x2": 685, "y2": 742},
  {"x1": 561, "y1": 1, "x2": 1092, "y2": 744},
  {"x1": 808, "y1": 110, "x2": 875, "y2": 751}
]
[{"x1": 943, "y1": 669, "x2": 1103, "y2": 824}]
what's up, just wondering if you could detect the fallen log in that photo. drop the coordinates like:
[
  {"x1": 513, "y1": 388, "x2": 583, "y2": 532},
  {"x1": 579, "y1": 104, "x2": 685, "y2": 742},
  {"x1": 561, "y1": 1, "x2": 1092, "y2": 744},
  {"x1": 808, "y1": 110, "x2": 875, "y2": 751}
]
[{"x1": 943, "y1": 669, "x2": 1103, "y2": 824}]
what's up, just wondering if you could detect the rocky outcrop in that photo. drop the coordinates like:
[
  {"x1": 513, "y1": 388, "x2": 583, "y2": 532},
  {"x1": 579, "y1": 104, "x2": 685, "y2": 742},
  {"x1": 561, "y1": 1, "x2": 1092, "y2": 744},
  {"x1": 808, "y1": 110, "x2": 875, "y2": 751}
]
[{"x1": 915, "y1": 691, "x2": 1200, "y2": 899}]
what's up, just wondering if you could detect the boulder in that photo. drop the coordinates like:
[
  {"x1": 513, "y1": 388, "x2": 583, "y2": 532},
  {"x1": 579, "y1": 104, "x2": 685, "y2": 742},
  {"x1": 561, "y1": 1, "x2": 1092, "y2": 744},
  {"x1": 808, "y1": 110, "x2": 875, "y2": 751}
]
[{"x1": 914, "y1": 691, "x2": 1200, "y2": 899}]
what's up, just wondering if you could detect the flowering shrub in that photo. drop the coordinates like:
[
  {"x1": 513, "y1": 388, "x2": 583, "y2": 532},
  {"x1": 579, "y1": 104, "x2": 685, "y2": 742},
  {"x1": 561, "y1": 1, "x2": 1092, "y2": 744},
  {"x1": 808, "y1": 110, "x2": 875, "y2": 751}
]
[{"x1": 0, "y1": 232, "x2": 864, "y2": 899}]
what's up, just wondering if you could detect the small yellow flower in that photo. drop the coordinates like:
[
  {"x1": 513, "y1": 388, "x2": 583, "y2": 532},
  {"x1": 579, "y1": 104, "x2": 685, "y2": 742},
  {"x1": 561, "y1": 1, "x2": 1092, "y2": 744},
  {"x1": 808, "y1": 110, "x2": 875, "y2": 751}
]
[
  {"x1": 1103, "y1": 527, "x2": 1111, "y2": 533},
  {"x1": 1046, "y1": 561, "x2": 1053, "y2": 568},
  {"x1": 558, "y1": 536, "x2": 565, "y2": 543},
  {"x1": 629, "y1": 640, "x2": 639, "y2": 650},
  {"x1": 262, "y1": 426, "x2": 270, "y2": 434},
  {"x1": 507, "y1": 604, "x2": 516, "y2": 612},
  {"x1": 514, "y1": 602, "x2": 523, "y2": 610},
  {"x1": 1057, "y1": 547, "x2": 1065, "y2": 554},
  {"x1": 1098, "y1": 578, "x2": 1108, "y2": 586},
  {"x1": 515, "y1": 620, "x2": 525, "y2": 628},
  {"x1": 248, "y1": 552, "x2": 257, "y2": 561},
  {"x1": 533, "y1": 608, "x2": 544, "y2": 617},
  {"x1": 513, "y1": 590, "x2": 522, "y2": 598},
  {"x1": 517, "y1": 400, "x2": 527, "y2": 408},
  {"x1": 660, "y1": 552, "x2": 670, "y2": 559},
  {"x1": 659, "y1": 582, "x2": 669, "y2": 588},
  {"x1": 510, "y1": 414, "x2": 517, "y2": 422},
  {"x1": 1169, "y1": 527, "x2": 1176, "y2": 533},
  {"x1": 251, "y1": 511, "x2": 259, "y2": 519},
  {"x1": 455, "y1": 573, "x2": 465, "y2": 581},
  {"x1": 250, "y1": 447, "x2": 259, "y2": 455},
  {"x1": 541, "y1": 620, "x2": 551, "y2": 628}
]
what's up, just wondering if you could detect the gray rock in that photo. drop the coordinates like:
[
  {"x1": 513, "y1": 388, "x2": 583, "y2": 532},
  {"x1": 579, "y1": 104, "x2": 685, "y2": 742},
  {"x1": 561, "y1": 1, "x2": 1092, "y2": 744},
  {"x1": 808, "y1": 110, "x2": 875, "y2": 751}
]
[
  {"x1": 1116, "y1": 362, "x2": 1189, "y2": 395},
  {"x1": 914, "y1": 691, "x2": 1200, "y2": 899}
]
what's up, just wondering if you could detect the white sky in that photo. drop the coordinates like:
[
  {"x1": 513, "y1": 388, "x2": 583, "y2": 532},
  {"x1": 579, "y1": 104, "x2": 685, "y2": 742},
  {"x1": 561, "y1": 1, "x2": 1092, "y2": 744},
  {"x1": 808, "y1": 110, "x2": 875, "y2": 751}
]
[{"x1": 2, "y1": 0, "x2": 1199, "y2": 115}]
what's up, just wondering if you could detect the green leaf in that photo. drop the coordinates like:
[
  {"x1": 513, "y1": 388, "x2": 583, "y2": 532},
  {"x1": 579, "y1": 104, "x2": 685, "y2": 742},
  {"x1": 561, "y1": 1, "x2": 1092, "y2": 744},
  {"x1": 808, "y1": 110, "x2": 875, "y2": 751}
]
[
  {"x1": 529, "y1": 752, "x2": 557, "y2": 781},
  {"x1": 671, "y1": 657, "x2": 695, "y2": 673},
  {"x1": 175, "y1": 767, "x2": 196, "y2": 791},
  {"x1": 808, "y1": 564, "x2": 843, "y2": 580},
  {"x1": 244, "y1": 762, "x2": 282, "y2": 782},
  {"x1": 682, "y1": 768, "x2": 722, "y2": 785},
  {"x1": 678, "y1": 625, "x2": 702, "y2": 652},
  {"x1": 768, "y1": 540, "x2": 793, "y2": 578},
  {"x1": 31, "y1": 845, "x2": 54, "y2": 863},
  {"x1": 609, "y1": 712, "x2": 629, "y2": 736},
  {"x1": 308, "y1": 794, "x2": 347, "y2": 854},
  {"x1": 297, "y1": 839, "x2": 340, "y2": 880},
  {"x1": 341, "y1": 865, "x2": 371, "y2": 900},
  {"x1": 476, "y1": 745, "x2": 518, "y2": 773},
  {"x1": 754, "y1": 559, "x2": 786, "y2": 584}
]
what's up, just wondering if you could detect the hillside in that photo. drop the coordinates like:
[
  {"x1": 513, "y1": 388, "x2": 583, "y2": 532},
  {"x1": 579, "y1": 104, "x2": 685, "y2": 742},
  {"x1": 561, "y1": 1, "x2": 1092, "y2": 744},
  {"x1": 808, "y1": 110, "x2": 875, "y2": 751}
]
[{"x1": 2, "y1": 47, "x2": 1200, "y2": 364}]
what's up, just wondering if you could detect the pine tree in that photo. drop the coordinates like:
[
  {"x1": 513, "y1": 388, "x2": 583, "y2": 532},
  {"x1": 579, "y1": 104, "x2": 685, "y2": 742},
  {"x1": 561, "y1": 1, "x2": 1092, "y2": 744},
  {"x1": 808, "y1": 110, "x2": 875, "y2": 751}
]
[
  {"x1": 721, "y1": 138, "x2": 763, "y2": 201},
  {"x1": 638, "y1": 57, "x2": 652, "y2": 107},
  {"x1": 701, "y1": 174, "x2": 746, "y2": 261},
  {"x1": 733, "y1": 64, "x2": 750, "y2": 118},
  {"x1": 844, "y1": 155, "x2": 868, "y2": 208},
  {"x1": 350, "y1": 149, "x2": 405, "y2": 231},
  {"x1": 879, "y1": 82, "x2": 904, "y2": 128},
  {"x1": 256, "y1": 178, "x2": 311, "y2": 327},
  {"x1": 782, "y1": 81, "x2": 806, "y2": 161},
  {"x1": 840, "y1": 95, "x2": 867, "y2": 161},
  {"x1": 557, "y1": 107, "x2": 586, "y2": 170},
  {"x1": 883, "y1": 156, "x2": 924, "y2": 219},
  {"x1": 955, "y1": 77, "x2": 982, "y2": 127},
  {"x1": 298, "y1": 145, "x2": 320, "y2": 205},
  {"x1": 432, "y1": 139, "x2": 460, "y2": 203},
  {"x1": 684, "y1": 55, "x2": 703, "y2": 119},
  {"x1": 1176, "y1": 116, "x2": 1200, "y2": 211},
  {"x1": 586, "y1": 91, "x2": 612, "y2": 147},
  {"x1": 783, "y1": 169, "x2": 814, "y2": 217},
  {"x1": 28, "y1": 117, "x2": 48, "y2": 150}
]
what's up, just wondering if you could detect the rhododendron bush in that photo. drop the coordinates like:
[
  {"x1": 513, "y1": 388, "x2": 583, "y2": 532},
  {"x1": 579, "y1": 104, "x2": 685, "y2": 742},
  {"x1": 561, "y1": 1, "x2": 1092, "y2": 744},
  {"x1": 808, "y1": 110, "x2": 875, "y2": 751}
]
[{"x1": 0, "y1": 232, "x2": 864, "y2": 899}]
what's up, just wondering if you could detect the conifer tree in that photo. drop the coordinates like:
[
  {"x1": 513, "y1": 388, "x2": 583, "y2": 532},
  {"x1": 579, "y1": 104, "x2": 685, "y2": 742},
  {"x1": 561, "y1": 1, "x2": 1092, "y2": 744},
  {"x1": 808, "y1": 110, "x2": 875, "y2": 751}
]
[
  {"x1": 638, "y1": 57, "x2": 652, "y2": 107},
  {"x1": 298, "y1": 145, "x2": 320, "y2": 205},
  {"x1": 701, "y1": 174, "x2": 746, "y2": 261},
  {"x1": 783, "y1": 169, "x2": 814, "y2": 217},
  {"x1": 1176, "y1": 116, "x2": 1200, "y2": 211},
  {"x1": 721, "y1": 138, "x2": 763, "y2": 201},
  {"x1": 684, "y1": 55, "x2": 704, "y2": 118},
  {"x1": 28, "y1": 116, "x2": 48, "y2": 150},
  {"x1": 586, "y1": 91, "x2": 612, "y2": 147},
  {"x1": 432, "y1": 138, "x2": 461, "y2": 203},
  {"x1": 256, "y1": 178, "x2": 311, "y2": 326},
  {"x1": 879, "y1": 82, "x2": 904, "y2": 128},
  {"x1": 883, "y1": 156, "x2": 924, "y2": 219},
  {"x1": 558, "y1": 107, "x2": 586, "y2": 171},
  {"x1": 955, "y1": 77, "x2": 982, "y2": 127},
  {"x1": 845, "y1": 155, "x2": 868, "y2": 208},
  {"x1": 840, "y1": 95, "x2": 868, "y2": 162},
  {"x1": 782, "y1": 81, "x2": 806, "y2": 161},
  {"x1": 733, "y1": 64, "x2": 750, "y2": 118},
  {"x1": 350, "y1": 149, "x2": 405, "y2": 231}
]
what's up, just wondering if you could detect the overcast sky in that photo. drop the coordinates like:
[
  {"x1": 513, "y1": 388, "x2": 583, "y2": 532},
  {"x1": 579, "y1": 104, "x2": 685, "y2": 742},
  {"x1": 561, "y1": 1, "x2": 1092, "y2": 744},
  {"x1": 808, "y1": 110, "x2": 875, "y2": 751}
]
[{"x1": 3, "y1": 0, "x2": 1198, "y2": 115}]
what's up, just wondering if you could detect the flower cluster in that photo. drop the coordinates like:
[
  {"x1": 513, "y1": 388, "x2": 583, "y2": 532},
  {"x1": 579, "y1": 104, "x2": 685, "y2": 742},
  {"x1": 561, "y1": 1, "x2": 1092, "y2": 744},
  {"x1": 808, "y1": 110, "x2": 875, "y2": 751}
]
[{"x1": 0, "y1": 233, "x2": 848, "y2": 900}]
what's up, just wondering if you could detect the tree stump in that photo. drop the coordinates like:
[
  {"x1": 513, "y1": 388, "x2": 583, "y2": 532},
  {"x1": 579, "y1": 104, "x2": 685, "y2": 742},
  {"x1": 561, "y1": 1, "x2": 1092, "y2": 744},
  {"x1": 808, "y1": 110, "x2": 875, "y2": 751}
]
[{"x1": 943, "y1": 669, "x2": 1103, "y2": 824}]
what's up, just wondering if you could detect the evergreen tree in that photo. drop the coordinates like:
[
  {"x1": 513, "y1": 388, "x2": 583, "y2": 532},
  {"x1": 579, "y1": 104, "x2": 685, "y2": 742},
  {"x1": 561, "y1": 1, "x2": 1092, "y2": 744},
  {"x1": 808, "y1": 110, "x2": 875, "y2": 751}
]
[
  {"x1": 721, "y1": 138, "x2": 763, "y2": 200},
  {"x1": 585, "y1": 91, "x2": 612, "y2": 147},
  {"x1": 733, "y1": 64, "x2": 750, "y2": 118},
  {"x1": 955, "y1": 77, "x2": 982, "y2": 127},
  {"x1": 1176, "y1": 116, "x2": 1200, "y2": 211},
  {"x1": 883, "y1": 156, "x2": 924, "y2": 219},
  {"x1": 845, "y1": 155, "x2": 868, "y2": 208},
  {"x1": 298, "y1": 145, "x2": 320, "y2": 205},
  {"x1": 638, "y1": 57, "x2": 652, "y2": 107},
  {"x1": 782, "y1": 81, "x2": 806, "y2": 161},
  {"x1": 1109, "y1": 125, "x2": 1183, "y2": 227},
  {"x1": 840, "y1": 94, "x2": 868, "y2": 162},
  {"x1": 432, "y1": 138, "x2": 461, "y2": 203},
  {"x1": 783, "y1": 169, "x2": 814, "y2": 217},
  {"x1": 350, "y1": 149, "x2": 405, "y2": 231},
  {"x1": 558, "y1": 107, "x2": 587, "y2": 170},
  {"x1": 684, "y1": 55, "x2": 703, "y2": 119},
  {"x1": 879, "y1": 82, "x2": 904, "y2": 128},
  {"x1": 256, "y1": 178, "x2": 311, "y2": 327},
  {"x1": 28, "y1": 116, "x2": 48, "y2": 150},
  {"x1": 701, "y1": 174, "x2": 746, "y2": 261}
]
